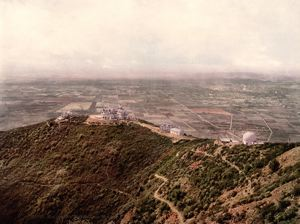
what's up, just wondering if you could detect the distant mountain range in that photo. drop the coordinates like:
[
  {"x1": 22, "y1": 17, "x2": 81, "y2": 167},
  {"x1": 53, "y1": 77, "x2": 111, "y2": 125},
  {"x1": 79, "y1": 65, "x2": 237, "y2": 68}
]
[{"x1": 1, "y1": 71, "x2": 300, "y2": 83}]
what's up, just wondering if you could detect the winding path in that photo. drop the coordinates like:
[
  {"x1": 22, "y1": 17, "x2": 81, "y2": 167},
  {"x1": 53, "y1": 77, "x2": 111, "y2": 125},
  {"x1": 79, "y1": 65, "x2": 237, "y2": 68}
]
[
  {"x1": 8, "y1": 180, "x2": 133, "y2": 198},
  {"x1": 154, "y1": 174, "x2": 185, "y2": 224},
  {"x1": 204, "y1": 148, "x2": 252, "y2": 191}
]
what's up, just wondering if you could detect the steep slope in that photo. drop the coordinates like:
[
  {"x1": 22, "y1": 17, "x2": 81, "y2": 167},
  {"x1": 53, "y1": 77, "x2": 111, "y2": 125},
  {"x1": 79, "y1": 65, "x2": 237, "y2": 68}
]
[
  {"x1": 152, "y1": 141, "x2": 300, "y2": 224},
  {"x1": 0, "y1": 117, "x2": 299, "y2": 224},
  {"x1": 0, "y1": 117, "x2": 173, "y2": 224}
]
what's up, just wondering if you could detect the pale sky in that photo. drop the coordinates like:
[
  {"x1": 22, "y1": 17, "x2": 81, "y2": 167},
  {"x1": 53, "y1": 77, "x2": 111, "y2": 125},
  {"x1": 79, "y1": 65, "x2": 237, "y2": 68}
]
[{"x1": 1, "y1": 0, "x2": 300, "y2": 78}]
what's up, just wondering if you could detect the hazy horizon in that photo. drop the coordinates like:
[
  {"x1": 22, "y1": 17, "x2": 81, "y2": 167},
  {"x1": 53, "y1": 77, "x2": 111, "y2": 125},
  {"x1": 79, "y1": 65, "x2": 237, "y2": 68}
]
[{"x1": 1, "y1": 0, "x2": 300, "y2": 79}]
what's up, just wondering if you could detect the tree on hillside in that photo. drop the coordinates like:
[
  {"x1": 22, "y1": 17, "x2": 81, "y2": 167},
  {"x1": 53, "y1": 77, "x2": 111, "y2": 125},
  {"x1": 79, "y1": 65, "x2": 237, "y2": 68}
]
[{"x1": 269, "y1": 159, "x2": 280, "y2": 172}]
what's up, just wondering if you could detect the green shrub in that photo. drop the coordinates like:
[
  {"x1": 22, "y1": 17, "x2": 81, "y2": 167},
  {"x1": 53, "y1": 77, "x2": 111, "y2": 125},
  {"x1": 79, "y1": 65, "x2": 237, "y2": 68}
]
[
  {"x1": 269, "y1": 159, "x2": 280, "y2": 172},
  {"x1": 259, "y1": 203, "x2": 277, "y2": 222},
  {"x1": 292, "y1": 183, "x2": 300, "y2": 196},
  {"x1": 216, "y1": 212, "x2": 232, "y2": 223},
  {"x1": 277, "y1": 199, "x2": 291, "y2": 211},
  {"x1": 159, "y1": 203, "x2": 170, "y2": 213},
  {"x1": 275, "y1": 206, "x2": 297, "y2": 223},
  {"x1": 254, "y1": 159, "x2": 266, "y2": 169},
  {"x1": 259, "y1": 200, "x2": 298, "y2": 223}
]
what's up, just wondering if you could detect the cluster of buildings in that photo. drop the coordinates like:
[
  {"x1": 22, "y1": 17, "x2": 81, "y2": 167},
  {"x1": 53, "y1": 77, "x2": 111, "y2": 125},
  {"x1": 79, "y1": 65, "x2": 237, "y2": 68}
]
[
  {"x1": 56, "y1": 105, "x2": 136, "y2": 124},
  {"x1": 160, "y1": 123, "x2": 184, "y2": 136},
  {"x1": 96, "y1": 106, "x2": 135, "y2": 121}
]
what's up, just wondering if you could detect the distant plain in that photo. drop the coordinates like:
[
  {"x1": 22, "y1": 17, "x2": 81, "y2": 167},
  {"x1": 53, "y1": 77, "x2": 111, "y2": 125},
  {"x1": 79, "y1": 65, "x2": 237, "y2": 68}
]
[{"x1": 1, "y1": 78, "x2": 299, "y2": 142}]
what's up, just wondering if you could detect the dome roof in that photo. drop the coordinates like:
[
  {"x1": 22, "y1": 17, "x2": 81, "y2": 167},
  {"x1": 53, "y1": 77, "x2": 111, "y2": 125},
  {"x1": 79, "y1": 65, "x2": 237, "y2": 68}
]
[
  {"x1": 243, "y1": 131, "x2": 256, "y2": 139},
  {"x1": 243, "y1": 131, "x2": 256, "y2": 145}
]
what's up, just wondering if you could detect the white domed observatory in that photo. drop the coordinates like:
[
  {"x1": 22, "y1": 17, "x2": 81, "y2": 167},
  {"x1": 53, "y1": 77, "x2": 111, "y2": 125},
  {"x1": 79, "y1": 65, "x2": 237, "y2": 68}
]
[{"x1": 242, "y1": 131, "x2": 257, "y2": 145}]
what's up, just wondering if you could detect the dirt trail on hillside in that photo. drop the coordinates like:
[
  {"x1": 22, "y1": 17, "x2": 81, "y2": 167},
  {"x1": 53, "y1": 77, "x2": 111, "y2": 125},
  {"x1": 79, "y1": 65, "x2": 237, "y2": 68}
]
[
  {"x1": 205, "y1": 148, "x2": 245, "y2": 176},
  {"x1": 205, "y1": 148, "x2": 252, "y2": 194},
  {"x1": 220, "y1": 155, "x2": 252, "y2": 192},
  {"x1": 9, "y1": 180, "x2": 133, "y2": 198},
  {"x1": 154, "y1": 174, "x2": 185, "y2": 224}
]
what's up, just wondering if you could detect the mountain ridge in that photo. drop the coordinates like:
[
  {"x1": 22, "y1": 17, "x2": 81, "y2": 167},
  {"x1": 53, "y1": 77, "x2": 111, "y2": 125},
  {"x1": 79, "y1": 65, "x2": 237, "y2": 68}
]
[{"x1": 0, "y1": 117, "x2": 299, "y2": 223}]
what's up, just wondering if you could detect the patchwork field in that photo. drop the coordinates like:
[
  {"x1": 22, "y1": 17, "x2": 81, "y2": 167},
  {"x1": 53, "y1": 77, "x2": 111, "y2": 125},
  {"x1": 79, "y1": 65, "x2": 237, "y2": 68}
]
[
  {"x1": 57, "y1": 102, "x2": 92, "y2": 112},
  {"x1": 1, "y1": 78, "x2": 300, "y2": 142}
]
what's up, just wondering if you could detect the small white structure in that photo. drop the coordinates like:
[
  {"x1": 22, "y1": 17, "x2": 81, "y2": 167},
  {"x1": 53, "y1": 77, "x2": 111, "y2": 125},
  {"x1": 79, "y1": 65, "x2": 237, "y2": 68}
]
[
  {"x1": 160, "y1": 123, "x2": 175, "y2": 132},
  {"x1": 219, "y1": 137, "x2": 232, "y2": 143},
  {"x1": 55, "y1": 111, "x2": 73, "y2": 123},
  {"x1": 116, "y1": 108, "x2": 128, "y2": 120},
  {"x1": 170, "y1": 128, "x2": 184, "y2": 136},
  {"x1": 243, "y1": 131, "x2": 257, "y2": 145}
]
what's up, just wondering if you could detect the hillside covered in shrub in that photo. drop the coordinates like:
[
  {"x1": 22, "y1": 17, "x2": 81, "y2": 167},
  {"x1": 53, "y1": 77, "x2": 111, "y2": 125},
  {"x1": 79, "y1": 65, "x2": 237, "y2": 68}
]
[{"x1": 0, "y1": 117, "x2": 299, "y2": 223}]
